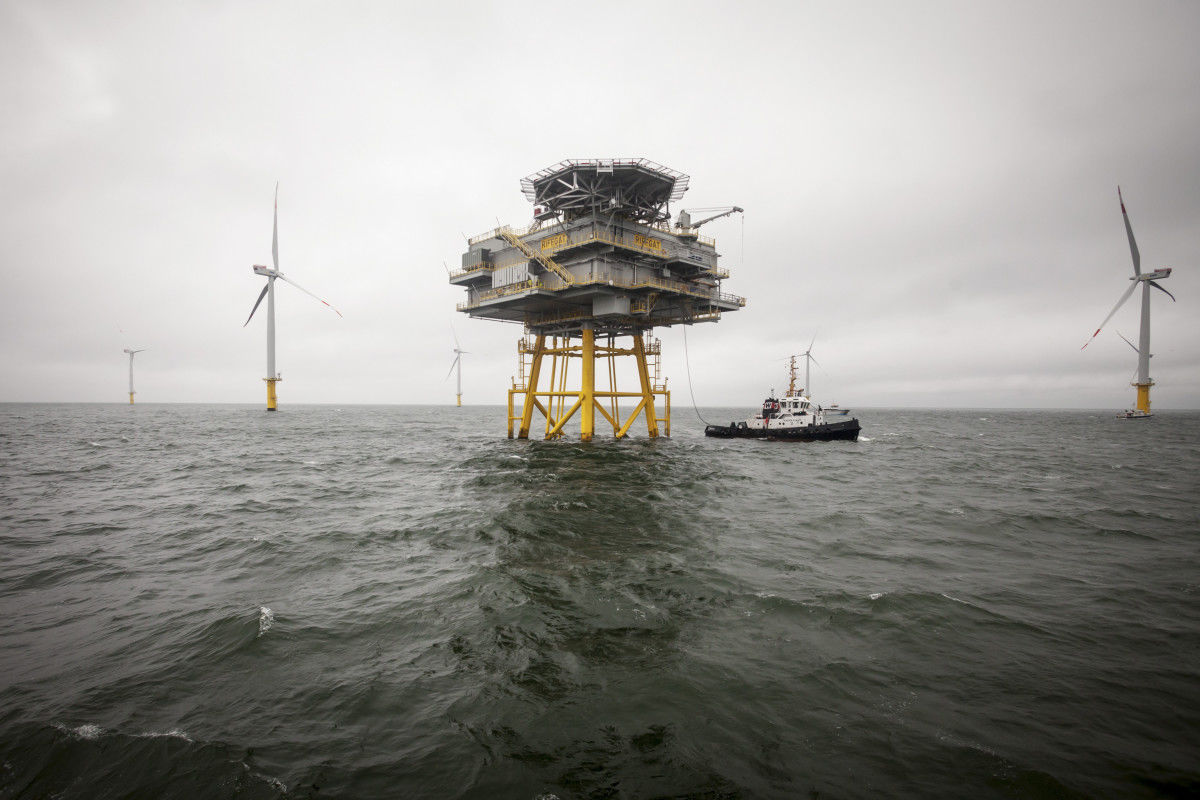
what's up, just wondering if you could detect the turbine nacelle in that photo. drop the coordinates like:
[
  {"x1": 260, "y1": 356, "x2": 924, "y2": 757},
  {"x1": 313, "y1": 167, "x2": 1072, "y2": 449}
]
[
  {"x1": 252, "y1": 264, "x2": 280, "y2": 278},
  {"x1": 1134, "y1": 267, "x2": 1172, "y2": 281}
]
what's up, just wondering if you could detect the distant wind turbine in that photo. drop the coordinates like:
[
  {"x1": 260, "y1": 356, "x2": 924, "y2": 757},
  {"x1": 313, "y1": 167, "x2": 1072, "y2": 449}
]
[
  {"x1": 800, "y1": 336, "x2": 819, "y2": 396},
  {"x1": 447, "y1": 327, "x2": 468, "y2": 407},
  {"x1": 1081, "y1": 187, "x2": 1176, "y2": 418},
  {"x1": 123, "y1": 347, "x2": 145, "y2": 404},
  {"x1": 243, "y1": 184, "x2": 342, "y2": 411}
]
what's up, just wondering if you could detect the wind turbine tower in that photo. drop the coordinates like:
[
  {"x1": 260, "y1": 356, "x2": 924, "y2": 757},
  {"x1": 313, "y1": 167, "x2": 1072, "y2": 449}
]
[
  {"x1": 448, "y1": 329, "x2": 468, "y2": 407},
  {"x1": 801, "y1": 337, "x2": 818, "y2": 396},
  {"x1": 449, "y1": 159, "x2": 745, "y2": 440},
  {"x1": 243, "y1": 184, "x2": 342, "y2": 411},
  {"x1": 1082, "y1": 188, "x2": 1177, "y2": 418},
  {"x1": 123, "y1": 348, "x2": 145, "y2": 404},
  {"x1": 784, "y1": 339, "x2": 819, "y2": 398}
]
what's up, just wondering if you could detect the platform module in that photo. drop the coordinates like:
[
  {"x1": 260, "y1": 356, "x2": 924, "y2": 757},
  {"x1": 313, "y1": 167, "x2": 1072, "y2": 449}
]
[{"x1": 450, "y1": 158, "x2": 745, "y2": 440}]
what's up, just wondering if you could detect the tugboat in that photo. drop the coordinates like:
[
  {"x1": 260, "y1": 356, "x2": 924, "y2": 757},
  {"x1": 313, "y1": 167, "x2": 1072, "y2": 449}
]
[{"x1": 705, "y1": 356, "x2": 861, "y2": 441}]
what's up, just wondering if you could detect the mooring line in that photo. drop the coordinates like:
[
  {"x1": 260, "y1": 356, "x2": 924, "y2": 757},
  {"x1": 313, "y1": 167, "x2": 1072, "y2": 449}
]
[{"x1": 682, "y1": 327, "x2": 714, "y2": 427}]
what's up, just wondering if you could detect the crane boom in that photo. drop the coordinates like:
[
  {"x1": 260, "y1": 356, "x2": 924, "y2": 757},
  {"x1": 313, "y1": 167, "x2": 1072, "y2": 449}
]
[{"x1": 677, "y1": 206, "x2": 743, "y2": 233}]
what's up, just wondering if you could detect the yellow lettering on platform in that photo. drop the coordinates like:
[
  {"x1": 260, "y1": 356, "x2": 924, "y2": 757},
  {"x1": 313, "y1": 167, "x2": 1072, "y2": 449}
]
[
  {"x1": 633, "y1": 234, "x2": 662, "y2": 251},
  {"x1": 540, "y1": 233, "x2": 569, "y2": 251}
]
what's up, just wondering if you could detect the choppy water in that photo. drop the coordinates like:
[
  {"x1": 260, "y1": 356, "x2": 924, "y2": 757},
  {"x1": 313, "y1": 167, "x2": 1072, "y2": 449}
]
[{"x1": 1, "y1": 403, "x2": 1197, "y2": 799}]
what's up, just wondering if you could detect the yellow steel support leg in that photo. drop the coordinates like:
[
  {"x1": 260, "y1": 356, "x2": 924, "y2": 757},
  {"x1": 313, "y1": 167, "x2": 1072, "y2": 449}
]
[
  {"x1": 581, "y1": 328, "x2": 595, "y2": 441},
  {"x1": 128, "y1": 392, "x2": 135, "y2": 405},
  {"x1": 607, "y1": 336, "x2": 619, "y2": 429},
  {"x1": 266, "y1": 377, "x2": 279, "y2": 411},
  {"x1": 551, "y1": 347, "x2": 570, "y2": 439},
  {"x1": 634, "y1": 334, "x2": 659, "y2": 438},
  {"x1": 545, "y1": 337, "x2": 560, "y2": 439},
  {"x1": 507, "y1": 387, "x2": 515, "y2": 438},
  {"x1": 1136, "y1": 383, "x2": 1151, "y2": 414},
  {"x1": 518, "y1": 335, "x2": 546, "y2": 439},
  {"x1": 614, "y1": 397, "x2": 649, "y2": 439},
  {"x1": 663, "y1": 391, "x2": 671, "y2": 436}
]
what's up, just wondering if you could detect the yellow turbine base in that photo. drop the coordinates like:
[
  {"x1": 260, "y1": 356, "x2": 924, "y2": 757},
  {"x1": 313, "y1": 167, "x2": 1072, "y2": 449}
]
[
  {"x1": 129, "y1": 393, "x2": 135, "y2": 405},
  {"x1": 1135, "y1": 383, "x2": 1151, "y2": 414},
  {"x1": 265, "y1": 377, "x2": 280, "y2": 411},
  {"x1": 457, "y1": 394, "x2": 462, "y2": 407}
]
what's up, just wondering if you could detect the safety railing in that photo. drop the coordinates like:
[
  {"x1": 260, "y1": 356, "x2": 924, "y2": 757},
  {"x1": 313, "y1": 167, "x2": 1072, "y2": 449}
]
[
  {"x1": 467, "y1": 219, "x2": 715, "y2": 250},
  {"x1": 455, "y1": 270, "x2": 746, "y2": 311},
  {"x1": 448, "y1": 262, "x2": 495, "y2": 280},
  {"x1": 455, "y1": 278, "x2": 546, "y2": 310}
]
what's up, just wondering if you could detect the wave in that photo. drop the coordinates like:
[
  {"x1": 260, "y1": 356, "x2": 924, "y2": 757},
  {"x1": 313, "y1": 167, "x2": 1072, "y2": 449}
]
[
  {"x1": 4, "y1": 722, "x2": 287, "y2": 799},
  {"x1": 257, "y1": 606, "x2": 275, "y2": 637}
]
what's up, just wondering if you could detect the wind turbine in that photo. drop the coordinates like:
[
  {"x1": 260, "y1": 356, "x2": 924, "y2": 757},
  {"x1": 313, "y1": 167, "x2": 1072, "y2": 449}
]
[
  {"x1": 800, "y1": 336, "x2": 819, "y2": 396},
  {"x1": 783, "y1": 337, "x2": 819, "y2": 397},
  {"x1": 1081, "y1": 187, "x2": 1176, "y2": 418},
  {"x1": 244, "y1": 184, "x2": 342, "y2": 411},
  {"x1": 447, "y1": 327, "x2": 468, "y2": 407},
  {"x1": 123, "y1": 347, "x2": 145, "y2": 404}
]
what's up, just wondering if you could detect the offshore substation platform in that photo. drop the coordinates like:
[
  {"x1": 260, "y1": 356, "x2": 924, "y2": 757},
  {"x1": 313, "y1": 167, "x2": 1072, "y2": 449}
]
[{"x1": 450, "y1": 158, "x2": 745, "y2": 440}]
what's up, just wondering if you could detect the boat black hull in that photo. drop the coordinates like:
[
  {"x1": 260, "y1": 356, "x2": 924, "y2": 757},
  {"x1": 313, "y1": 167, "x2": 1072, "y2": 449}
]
[{"x1": 705, "y1": 418, "x2": 861, "y2": 442}]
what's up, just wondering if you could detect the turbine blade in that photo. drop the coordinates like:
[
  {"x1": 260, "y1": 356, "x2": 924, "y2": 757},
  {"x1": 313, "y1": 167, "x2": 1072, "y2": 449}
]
[
  {"x1": 276, "y1": 274, "x2": 343, "y2": 317},
  {"x1": 1115, "y1": 330, "x2": 1140, "y2": 354},
  {"x1": 272, "y1": 183, "x2": 279, "y2": 272},
  {"x1": 1118, "y1": 187, "x2": 1140, "y2": 276},
  {"x1": 1149, "y1": 280, "x2": 1176, "y2": 302},
  {"x1": 451, "y1": 323, "x2": 461, "y2": 350},
  {"x1": 809, "y1": 354, "x2": 821, "y2": 368},
  {"x1": 243, "y1": 283, "x2": 269, "y2": 327},
  {"x1": 1081, "y1": 280, "x2": 1138, "y2": 349},
  {"x1": 444, "y1": 355, "x2": 460, "y2": 381}
]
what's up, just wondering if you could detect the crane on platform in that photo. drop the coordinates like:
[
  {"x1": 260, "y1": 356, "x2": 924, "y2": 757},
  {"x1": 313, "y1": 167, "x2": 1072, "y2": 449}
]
[{"x1": 676, "y1": 206, "x2": 743, "y2": 236}]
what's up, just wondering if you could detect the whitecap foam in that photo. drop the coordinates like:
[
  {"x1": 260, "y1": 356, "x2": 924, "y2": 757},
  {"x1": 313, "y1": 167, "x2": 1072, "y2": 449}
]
[
  {"x1": 859, "y1": 436, "x2": 873, "y2": 442},
  {"x1": 73, "y1": 723, "x2": 102, "y2": 739},
  {"x1": 88, "y1": 441, "x2": 103, "y2": 448},
  {"x1": 138, "y1": 729, "x2": 191, "y2": 741},
  {"x1": 253, "y1": 773, "x2": 287, "y2": 792},
  {"x1": 868, "y1": 592, "x2": 883, "y2": 600},
  {"x1": 258, "y1": 606, "x2": 274, "y2": 636}
]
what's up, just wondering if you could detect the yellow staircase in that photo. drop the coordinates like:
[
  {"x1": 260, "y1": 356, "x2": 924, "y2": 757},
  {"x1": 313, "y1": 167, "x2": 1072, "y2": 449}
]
[{"x1": 497, "y1": 227, "x2": 575, "y2": 286}]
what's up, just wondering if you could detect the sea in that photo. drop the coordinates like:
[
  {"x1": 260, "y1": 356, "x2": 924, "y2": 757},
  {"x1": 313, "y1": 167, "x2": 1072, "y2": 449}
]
[{"x1": 0, "y1": 403, "x2": 1197, "y2": 800}]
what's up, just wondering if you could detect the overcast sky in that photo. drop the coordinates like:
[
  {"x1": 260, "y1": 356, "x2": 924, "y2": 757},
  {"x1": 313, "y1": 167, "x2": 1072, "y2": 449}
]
[{"x1": 2, "y1": 0, "x2": 1197, "y2": 410}]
